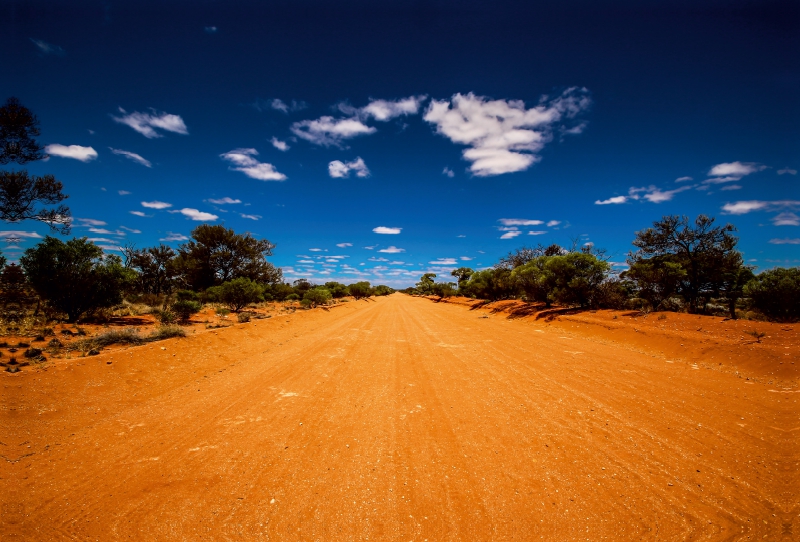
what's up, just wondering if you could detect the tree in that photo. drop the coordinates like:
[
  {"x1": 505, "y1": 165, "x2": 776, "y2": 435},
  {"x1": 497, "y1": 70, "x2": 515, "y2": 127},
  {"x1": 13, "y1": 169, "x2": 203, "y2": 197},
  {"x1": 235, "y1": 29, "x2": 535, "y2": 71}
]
[
  {"x1": 324, "y1": 281, "x2": 349, "y2": 298},
  {"x1": 629, "y1": 215, "x2": 740, "y2": 312},
  {"x1": 0, "y1": 97, "x2": 70, "y2": 233},
  {"x1": 451, "y1": 267, "x2": 474, "y2": 289},
  {"x1": 127, "y1": 244, "x2": 177, "y2": 295},
  {"x1": 0, "y1": 262, "x2": 33, "y2": 329},
  {"x1": 173, "y1": 224, "x2": 281, "y2": 290},
  {"x1": 20, "y1": 237, "x2": 132, "y2": 322},
  {"x1": 715, "y1": 252, "x2": 755, "y2": 319},
  {"x1": 348, "y1": 281, "x2": 372, "y2": 300},
  {"x1": 624, "y1": 256, "x2": 686, "y2": 310},
  {"x1": 416, "y1": 273, "x2": 437, "y2": 295},
  {"x1": 373, "y1": 285, "x2": 394, "y2": 296},
  {"x1": 303, "y1": 287, "x2": 332, "y2": 308},
  {"x1": 511, "y1": 257, "x2": 552, "y2": 306},
  {"x1": 545, "y1": 252, "x2": 610, "y2": 308},
  {"x1": 215, "y1": 277, "x2": 264, "y2": 311},
  {"x1": 745, "y1": 267, "x2": 800, "y2": 322},
  {"x1": 462, "y1": 268, "x2": 516, "y2": 301}
]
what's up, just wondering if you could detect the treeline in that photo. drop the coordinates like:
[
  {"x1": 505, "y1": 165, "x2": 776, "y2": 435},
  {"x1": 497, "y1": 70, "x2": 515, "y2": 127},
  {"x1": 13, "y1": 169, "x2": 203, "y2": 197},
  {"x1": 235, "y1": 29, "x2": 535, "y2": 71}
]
[
  {"x1": 0, "y1": 224, "x2": 393, "y2": 327},
  {"x1": 406, "y1": 215, "x2": 800, "y2": 323}
]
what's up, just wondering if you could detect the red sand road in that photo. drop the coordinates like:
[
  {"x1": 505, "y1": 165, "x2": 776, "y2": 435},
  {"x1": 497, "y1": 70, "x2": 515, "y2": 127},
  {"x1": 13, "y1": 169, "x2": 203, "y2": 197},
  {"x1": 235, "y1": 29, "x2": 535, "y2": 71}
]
[{"x1": 2, "y1": 294, "x2": 797, "y2": 540}]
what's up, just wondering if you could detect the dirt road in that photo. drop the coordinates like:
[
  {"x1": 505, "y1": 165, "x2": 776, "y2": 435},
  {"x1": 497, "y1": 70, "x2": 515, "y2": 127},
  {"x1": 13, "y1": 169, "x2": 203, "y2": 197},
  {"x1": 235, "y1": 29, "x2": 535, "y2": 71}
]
[{"x1": 2, "y1": 294, "x2": 796, "y2": 540}]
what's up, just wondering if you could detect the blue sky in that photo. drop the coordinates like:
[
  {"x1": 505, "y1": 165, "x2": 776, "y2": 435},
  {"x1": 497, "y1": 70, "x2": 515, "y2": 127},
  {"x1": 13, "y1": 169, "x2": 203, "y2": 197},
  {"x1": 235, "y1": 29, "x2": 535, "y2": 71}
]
[{"x1": 3, "y1": 0, "x2": 798, "y2": 287}]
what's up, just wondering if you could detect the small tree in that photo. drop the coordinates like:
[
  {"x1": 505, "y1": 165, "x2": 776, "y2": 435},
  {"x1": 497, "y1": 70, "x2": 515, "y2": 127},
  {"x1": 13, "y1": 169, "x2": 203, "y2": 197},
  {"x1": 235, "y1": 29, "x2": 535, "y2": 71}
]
[
  {"x1": 217, "y1": 277, "x2": 263, "y2": 311},
  {"x1": 324, "y1": 281, "x2": 349, "y2": 298},
  {"x1": 745, "y1": 268, "x2": 800, "y2": 322},
  {"x1": 373, "y1": 285, "x2": 394, "y2": 296},
  {"x1": 451, "y1": 267, "x2": 474, "y2": 289},
  {"x1": 303, "y1": 287, "x2": 332, "y2": 308},
  {"x1": 416, "y1": 273, "x2": 437, "y2": 295},
  {"x1": 348, "y1": 281, "x2": 372, "y2": 300},
  {"x1": 20, "y1": 237, "x2": 133, "y2": 322}
]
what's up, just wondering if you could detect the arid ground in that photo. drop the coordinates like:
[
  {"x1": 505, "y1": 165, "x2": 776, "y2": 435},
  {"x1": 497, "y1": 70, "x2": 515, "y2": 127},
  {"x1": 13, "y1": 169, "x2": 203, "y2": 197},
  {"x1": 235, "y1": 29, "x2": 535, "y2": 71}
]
[{"x1": 2, "y1": 294, "x2": 797, "y2": 540}]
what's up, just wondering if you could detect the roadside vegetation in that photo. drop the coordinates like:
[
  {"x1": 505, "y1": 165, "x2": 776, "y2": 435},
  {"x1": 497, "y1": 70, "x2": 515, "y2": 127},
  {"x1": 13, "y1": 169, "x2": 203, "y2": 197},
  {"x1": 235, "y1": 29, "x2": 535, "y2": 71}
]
[{"x1": 406, "y1": 215, "x2": 800, "y2": 323}]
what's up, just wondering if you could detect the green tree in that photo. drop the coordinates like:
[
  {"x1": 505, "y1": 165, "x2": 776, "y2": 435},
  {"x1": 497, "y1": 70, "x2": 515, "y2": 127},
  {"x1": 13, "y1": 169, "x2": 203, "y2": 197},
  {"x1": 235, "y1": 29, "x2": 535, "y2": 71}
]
[
  {"x1": 126, "y1": 244, "x2": 177, "y2": 295},
  {"x1": 216, "y1": 277, "x2": 264, "y2": 312},
  {"x1": 451, "y1": 267, "x2": 474, "y2": 289},
  {"x1": 373, "y1": 285, "x2": 394, "y2": 296},
  {"x1": 416, "y1": 273, "x2": 437, "y2": 295},
  {"x1": 624, "y1": 256, "x2": 686, "y2": 310},
  {"x1": 324, "y1": 281, "x2": 349, "y2": 298},
  {"x1": 629, "y1": 215, "x2": 739, "y2": 312},
  {"x1": 303, "y1": 287, "x2": 332, "y2": 308},
  {"x1": 745, "y1": 267, "x2": 800, "y2": 322},
  {"x1": 545, "y1": 252, "x2": 610, "y2": 308},
  {"x1": 348, "y1": 281, "x2": 372, "y2": 300},
  {"x1": 20, "y1": 237, "x2": 133, "y2": 322},
  {"x1": 0, "y1": 97, "x2": 70, "y2": 233},
  {"x1": 512, "y1": 257, "x2": 552, "y2": 306},
  {"x1": 173, "y1": 224, "x2": 281, "y2": 290},
  {"x1": 462, "y1": 268, "x2": 516, "y2": 301}
]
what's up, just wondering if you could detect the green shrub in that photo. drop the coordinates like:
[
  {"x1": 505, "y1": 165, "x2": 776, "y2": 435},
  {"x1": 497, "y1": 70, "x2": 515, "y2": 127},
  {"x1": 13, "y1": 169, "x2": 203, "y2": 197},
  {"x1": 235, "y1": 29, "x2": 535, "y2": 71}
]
[
  {"x1": 348, "y1": 281, "x2": 372, "y2": 300},
  {"x1": 303, "y1": 287, "x2": 332, "y2": 307},
  {"x1": 154, "y1": 309, "x2": 177, "y2": 325},
  {"x1": 171, "y1": 299, "x2": 202, "y2": 322},
  {"x1": 286, "y1": 293, "x2": 300, "y2": 301},
  {"x1": 218, "y1": 277, "x2": 264, "y2": 311},
  {"x1": 299, "y1": 299, "x2": 313, "y2": 309},
  {"x1": 175, "y1": 289, "x2": 200, "y2": 302},
  {"x1": 148, "y1": 325, "x2": 186, "y2": 341},
  {"x1": 745, "y1": 267, "x2": 800, "y2": 322},
  {"x1": 215, "y1": 307, "x2": 231, "y2": 316}
]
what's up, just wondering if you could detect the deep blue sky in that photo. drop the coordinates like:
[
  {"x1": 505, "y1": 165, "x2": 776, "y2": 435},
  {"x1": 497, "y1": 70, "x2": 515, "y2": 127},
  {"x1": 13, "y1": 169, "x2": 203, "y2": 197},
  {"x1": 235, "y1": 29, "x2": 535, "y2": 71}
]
[{"x1": 3, "y1": 0, "x2": 798, "y2": 286}]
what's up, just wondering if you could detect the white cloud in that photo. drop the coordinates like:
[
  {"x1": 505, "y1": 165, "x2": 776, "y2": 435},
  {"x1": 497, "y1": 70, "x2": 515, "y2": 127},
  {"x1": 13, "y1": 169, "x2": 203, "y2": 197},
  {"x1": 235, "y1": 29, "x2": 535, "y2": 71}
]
[
  {"x1": 309, "y1": 248, "x2": 325, "y2": 252},
  {"x1": 528, "y1": 230, "x2": 548, "y2": 235},
  {"x1": 141, "y1": 200, "x2": 172, "y2": 209},
  {"x1": 328, "y1": 157, "x2": 370, "y2": 178},
  {"x1": 30, "y1": 38, "x2": 65, "y2": 56},
  {"x1": 160, "y1": 232, "x2": 189, "y2": 242},
  {"x1": 430, "y1": 258, "x2": 457, "y2": 265},
  {"x1": 112, "y1": 108, "x2": 188, "y2": 138},
  {"x1": 75, "y1": 218, "x2": 106, "y2": 227},
  {"x1": 204, "y1": 26, "x2": 218, "y2": 33},
  {"x1": 109, "y1": 147, "x2": 151, "y2": 167},
  {"x1": 769, "y1": 238, "x2": 800, "y2": 244},
  {"x1": 45, "y1": 144, "x2": 97, "y2": 162},
  {"x1": 443, "y1": 167, "x2": 455, "y2": 178},
  {"x1": 336, "y1": 243, "x2": 353, "y2": 248},
  {"x1": 89, "y1": 227, "x2": 125, "y2": 235},
  {"x1": 220, "y1": 148, "x2": 287, "y2": 181},
  {"x1": 240, "y1": 213, "x2": 261, "y2": 220},
  {"x1": 373, "y1": 226, "x2": 401, "y2": 234},
  {"x1": 118, "y1": 190, "x2": 131, "y2": 195},
  {"x1": 268, "y1": 98, "x2": 307, "y2": 113},
  {"x1": 172, "y1": 208, "x2": 218, "y2": 221},
  {"x1": 0, "y1": 231, "x2": 42, "y2": 239},
  {"x1": 120, "y1": 226, "x2": 141, "y2": 233},
  {"x1": 378, "y1": 246, "x2": 405, "y2": 253},
  {"x1": 546, "y1": 220, "x2": 561, "y2": 227},
  {"x1": 720, "y1": 185, "x2": 742, "y2": 191},
  {"x1": 459, "y1": 256, "x2": 473, "y2": 261},
  {"x1": 356, "y1": 96, "x2": 427, "y2": 121},
  {"x1": 270, "y1": 137, "x2": 290, "y2": 151},
  {"x1": 777, "y1": 167, "x2": 797, "y2": 175},
  {"x1": 369, "y1": 257, "x2": 389, "y2": 262},
  {"x1": 773, "y1": 212, "x2": 800, "y2": 226},
  {"x1": 291, "y1": 116, "x2": 376, "y2": 147},
  {"x1": 88, "y1": 237, "x2": 116, "y2": 244},
  {"x1": 129, "y1": 211, "x2": 148, "y2": 217},
  {"x1": 207, "y1": 197, "x2": 241, "y2": 204},
  {"x1": 675, "y1": 176, "x2": 693, "y2": 182},
  {"x1": 708, "y1": 161, "x2": 765, "y2": 178},
  {"x1": 423, "y1": 88, "x2": 590, "y2": 176},
  {"x1": 637, "y1": 185, "x2": 693, "y2": 203},
  {"x1": 721, "y1": 200, "x2": 800, "y2": 215},
  {"x1": 500, "y1": 230, "x2": 523, "y2": 239},
  {"x1": 499, "y1": 218, "x2": 543, "y2": 226},
  {"x1": 595, "y1": 195, "x2": 628, "y2": 205}
]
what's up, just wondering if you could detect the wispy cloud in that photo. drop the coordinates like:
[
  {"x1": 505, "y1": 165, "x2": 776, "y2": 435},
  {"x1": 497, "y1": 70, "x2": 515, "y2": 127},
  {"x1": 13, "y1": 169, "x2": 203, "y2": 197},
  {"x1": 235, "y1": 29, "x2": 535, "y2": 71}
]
[
  {"x1": 777, "y1": 167, "x2": 797, "y2": 175},
  {"x1": 773, "y1": 212, "x2": 800, "y2": 226},
  {"x1": 204, "y1": 26, "x2": 218, "y2": 33},
  {"x1": 721, "y1": 200, "x2": 800, "y2": 215},
  {"x1": 171, "y1": 208, "x2": 218, "y2": 221},
  {"x1": 112, "y1": 107, "x2": 188, "y2": 138},
  {"x1": 240, "y1": 213, "x2": 261, "y2": 220},
  {"x1": 207, "y1": 197, "x2": 241, "y2": 204},
  {"x1": 546, "y1": 220, "x2": 561, "y2": 227},
  {"x1": 45, "y1": 144, "x2": 97, "y2": 162},
  {"x1": 499, "y1": 218, "x2": 543, "y2": 226},
  {"x1": 430, "y1": 258, "x2": 457, "y2": 265},
  {"x1": 769, "y1": 238, "x2": 800, "y2": 244},
  {"x1": 141, "y1": 201, "x2": 172, "y2": 209},
  {"x1": 500, "y1": 230, "x2": 523, "y2": 239},
  {"x1": 378, "y1": 246, "x2": 405, "y2": 253},
  {"x1": 705, "y1": 161, "x2": 766, "y2": 184},
  {"x1": 129, "y1": 211, "x2": 149, "y2": 217},
  {"x1": 118, "y1": 190, "x2": 131, "y2": 195},
  {"x1": 595, "y1": 185, "x2": 693, "y2": 205},
  {"x1": 160, "y1": 232, "x2": 189, "y2": 242},
  {"x1": 443, "y1": 167, "x2": 455, "y2": 178},
  {"x1": 270, "y1": 137, "x2": 290, "y2": 151},
  {"x1": 267, "y1": 98, "x2": 308, "y2": 113},
  {"x1": 120, "y1": 226, "x2": 141, "y2": 234},
  {"x1": 291, "y1": 116, "x2": 376, "y2": 147},
  {"x1": 220, "y1": 148, "x2": 287, "y2": 181},
  {"x1": 675, "y1": 176, "x2": 693, "y2": 182},
  {"x1": 336, "y1": 242, "x2": 353, "y2": 248},
  {"x1": 328, "y1": 157, "x2": 370, "y2": 178},
  {"x1": 528, "y1": 231, "x2": 547, "y2": 235},
  {"x1": 595, "y1": 195, "x2": 627, "y2": 205},
  {"x1": 30, "y1": 38, "x2": 65, "y2": 56},
  {"x1": 339, "y1": 95, "x2": 427, "y2": 122},
  {"x1": 423, "y1": 87, "x2": 591, "y2": 176},
  {"x1": 373, "y1": 226, "x2": 402, "y2": 234},
  {"x1": 0, "y1": 231, "x2": 42, "y2": 239},
  {"x1": 460, "y1": 256, "x2": 472, "y2": 261},
  {"x1": 75, "y1": 218, "x2": 106, "y2": 227},
  {"x1": 109, "y1": 147, "x2": 151, "y2": 167},
  {"x1": 89, "y1": 227, "x2": 125, "y2": 236}
]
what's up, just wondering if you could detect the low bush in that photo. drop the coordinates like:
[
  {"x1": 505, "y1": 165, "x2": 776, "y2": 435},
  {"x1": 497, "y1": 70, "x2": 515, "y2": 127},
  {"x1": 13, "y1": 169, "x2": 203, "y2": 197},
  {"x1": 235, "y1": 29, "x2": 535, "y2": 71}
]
[
  {"x1": 237, "y1": 312, "x2": 252, "y2": 323},
  {"x1": 171, "y1": 299, "x2": 202, "y2": 323},
  {"x1": 148, "y1": 325, "x2": 186, "y2": 341},
  {"x1": 92, "y1": 328, "x2": 144, "y2": 346}
]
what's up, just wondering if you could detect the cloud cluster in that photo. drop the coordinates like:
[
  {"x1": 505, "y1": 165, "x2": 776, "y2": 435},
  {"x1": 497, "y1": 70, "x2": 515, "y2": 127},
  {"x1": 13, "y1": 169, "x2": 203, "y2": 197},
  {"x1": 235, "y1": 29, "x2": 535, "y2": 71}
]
[
  {"x1": 207, "y1": 197, "x2": 241, "y2": 204},
  {"x1": 44, "y1": 144, "x2": 97, "y2": 162},
  {"x1": 328, "y1": 157, "x2": 370, "y2": 178},
  {"x1": 373, "y1": 226, "x2": 401, "y2": 234},
  {"x1": 595, "y1": 185, "x2": 693, "y2": 205},
  {"x1": 339, "y1": 96, "x2": 427, "y2": 121},
  {"x1": 112, "y1": 108, "x2": 188, "y2": 138},
  {"x1": 110, "y1": 147, "x2": 151, "y2": 167},
  {"x1": 378, "y1": 246, "x2": 405, "y2": 253},
  {"x1": 291, "y1": 117, "x2": 376, "y2": 147},
  {"x1": 423, "y1": 88, "x2": 591, "y2": 176},
  {"x1": 220, "y1": 148, "x2": 287, "y2": 181},
  {"x1": 705, "y1": 161, "x2": 766, "y2": 184}
]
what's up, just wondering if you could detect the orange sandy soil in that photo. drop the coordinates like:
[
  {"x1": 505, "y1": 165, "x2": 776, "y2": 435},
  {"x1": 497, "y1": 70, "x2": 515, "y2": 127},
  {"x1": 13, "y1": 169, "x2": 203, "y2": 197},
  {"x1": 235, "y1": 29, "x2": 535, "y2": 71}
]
[{"x1": 1, "y1": 294, "x2": 797, "y2": 540}]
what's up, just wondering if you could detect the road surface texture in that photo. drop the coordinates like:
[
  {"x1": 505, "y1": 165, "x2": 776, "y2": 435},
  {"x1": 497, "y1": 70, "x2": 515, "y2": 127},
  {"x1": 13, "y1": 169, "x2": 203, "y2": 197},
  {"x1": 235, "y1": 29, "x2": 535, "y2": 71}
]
[{"x1": 2, "y1": 294, "x2": 796, "y2": 540}]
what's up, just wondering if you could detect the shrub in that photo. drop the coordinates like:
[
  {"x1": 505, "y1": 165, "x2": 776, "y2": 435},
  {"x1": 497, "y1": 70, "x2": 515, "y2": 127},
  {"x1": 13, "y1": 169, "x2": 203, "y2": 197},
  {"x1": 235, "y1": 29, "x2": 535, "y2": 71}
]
[
  {"x1": 745, "y1": 267, "x2": 800, "y2": 322},
  {"x1": 154, "y1": 309, "x2": 177, "y2": 325},
  {"x1": 348, "y1": 281, "x2": 372, "y2": 300},
  {"x1": 175, "y1": 289, "x2": 200, "y2": 302},
  {"x1": 299, "y1": 299, "x2": 313, "y2": 309},
  {"x1": 237, "y1": 312, "x2": 252, "y2": 323},
  {"x1": 285, "y1": 293, "x2": 300, "y2": 301},
  {"x1": 303, "y1": 287, "x2": 332, "y2": 308},
  {"x1": 92, "y1": 328, "x2": 144, "y2": 346},
  {"x1": 148, "y1": 325, "x2": 186, "y2": 341},
  {"x1": 171, "y1": 299, "x2": 202, "y2": 323},
  {"x1": 215, "y1": 307, "x2": 230, "y2": 316},
  {"x1": 23, "y1": 347, "x2": 43, "y2": 358},
  {"x1": 217, "y1": 277, "x2": 264, "y2": 311}
]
